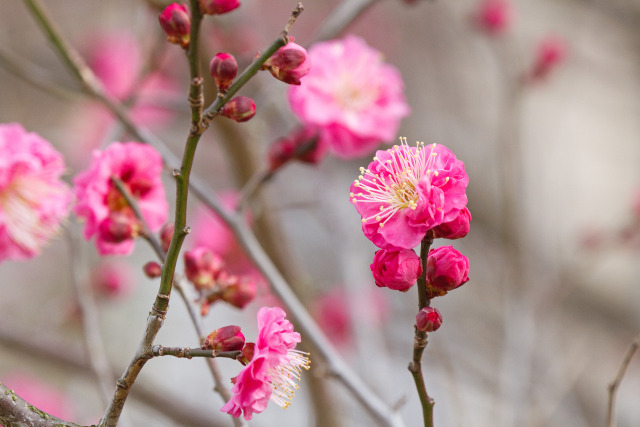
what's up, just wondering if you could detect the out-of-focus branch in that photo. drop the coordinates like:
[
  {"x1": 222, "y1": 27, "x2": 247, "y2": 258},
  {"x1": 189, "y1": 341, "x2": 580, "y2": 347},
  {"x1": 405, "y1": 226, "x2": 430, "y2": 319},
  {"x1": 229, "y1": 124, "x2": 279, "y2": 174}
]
[
  {"x1": 313, "y1": 0, "x2": 382, "y2": 41},
  {"x1": 67, "y1": 230, "x2": 116, "y2": 407},
  {"x1": 606, "y1": 333, "x2": 640, "y2": 427}
]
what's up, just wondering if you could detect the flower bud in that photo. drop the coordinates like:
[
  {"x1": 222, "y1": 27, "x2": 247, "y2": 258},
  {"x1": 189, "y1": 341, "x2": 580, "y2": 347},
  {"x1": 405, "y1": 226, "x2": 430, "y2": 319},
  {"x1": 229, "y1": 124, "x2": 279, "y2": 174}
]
[
  {"x1": 426, "y1": 246, "x2": 469, "y2": 295},
  {"x1": 370, "y1": 248, "x2": 422, "y2": 292},
  {"x1": 91, "y1": 261, "x2": 135, "y2": 299},
  {"x1": 210, "y1": 53, "x2": 238, "y2": 91},
  {"x1": 267, "y1": 127, "x2": 325, "y2": 171},
  {"x1": 432, "y1": 207, "x2": 471, "y2": 240},
  {"x1": 184, "y1": 246, "x2": 225, "y2": 291},
  {"x1": 143, "y1": 261, "x2": 162, "y2": 278},
  {"x1": 220, "y1": 96, "x2": 256, "y2": 122},
  {"x1": 263, "y1": 42, "x2": 311, "y2": 85},
  {"x1": 159, "y1": 3, "x2": 191, "y2": 49},
  {"x1": 529, "y1": 36, "x2": 568, "y2": 81},
  {"x1": 199, "y1": 0, "x2": 240, "y2": 15},
  {"x1": 416, "y1": 307, "x2": 442, "y2": 332},
  {"x1": 98, "y1": 212, "x2": 138, "y2": 243},
  {"x1": 474, "y1": 0, "x2": 512, "y2": 35},
  {"x1": 160, "y1": 223, "x2": 174, "y2": 253},
  {"x1": 218, "y1": 274, "x2": 256, "y2": 309},
  {"x1": 202, "y1": 325, "x2": 245, "y2": 352}
]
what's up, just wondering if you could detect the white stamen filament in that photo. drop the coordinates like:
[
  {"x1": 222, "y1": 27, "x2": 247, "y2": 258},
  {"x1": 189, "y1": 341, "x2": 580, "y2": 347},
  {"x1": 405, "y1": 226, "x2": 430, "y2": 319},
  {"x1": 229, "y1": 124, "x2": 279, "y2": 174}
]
[{"x1": 269, "y1": 349, "x2": 310, "y2": 410}]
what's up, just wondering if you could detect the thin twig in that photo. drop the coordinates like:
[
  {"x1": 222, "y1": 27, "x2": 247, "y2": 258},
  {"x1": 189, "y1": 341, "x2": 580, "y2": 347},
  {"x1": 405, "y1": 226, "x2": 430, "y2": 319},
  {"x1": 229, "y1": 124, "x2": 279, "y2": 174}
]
[
  {"x1": 150, "y1": 345, "x2": 240, "y2": 359},
  {"x1": 606, "y1": 333, "x2": 640, "y2": 427},
  {"x1": 66, "y1": 229, "x2": 117, "y2": 407},
  {"x1": 407, "y1": 235, "x2": 435, "y2": 427},
  {"x1": 313, "y1": 0, "x2": 382, "y2": 41}
]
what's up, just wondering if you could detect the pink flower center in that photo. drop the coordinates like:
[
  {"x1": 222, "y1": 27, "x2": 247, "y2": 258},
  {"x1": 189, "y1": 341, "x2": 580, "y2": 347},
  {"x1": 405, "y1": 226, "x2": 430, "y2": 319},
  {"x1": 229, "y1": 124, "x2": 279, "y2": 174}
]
[
  {"x1": 333, "y1": 73, "x2": 379, "y2": 112},
  {"x1": 351, "y1": 139, "x2": 447, "y2": 228},
  {"x1": 268, "y1": 349, "x2": 310, "y2": 410}
]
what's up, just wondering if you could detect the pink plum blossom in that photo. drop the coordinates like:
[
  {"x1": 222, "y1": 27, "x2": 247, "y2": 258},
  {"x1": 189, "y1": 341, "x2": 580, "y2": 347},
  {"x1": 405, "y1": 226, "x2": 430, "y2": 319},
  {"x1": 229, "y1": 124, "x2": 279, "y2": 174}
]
[
  {"x1": 426, "y1": 245, "x2": 469, "y2": 295},
  {"x1": 288, "y1": 35, "x2": 410, "y2": 159},
  {"x1": 350, "y1": 139, "x2": 468, "y2": 249},
  {"x1": 90, "y1": 259, "x2": 135, "y2": 299},
  {"x1": 221, "y1": 306, "x2": 310, "y2": 420},
  {"x1": 0, "y1": 123, "x2": 72, "y2": 262},
  {"x1": 73, "y1": 142, "x2": 168, "y2": 255},
  {"x1": 370, "y1": 248, "x2": 422, "y2": 292}
]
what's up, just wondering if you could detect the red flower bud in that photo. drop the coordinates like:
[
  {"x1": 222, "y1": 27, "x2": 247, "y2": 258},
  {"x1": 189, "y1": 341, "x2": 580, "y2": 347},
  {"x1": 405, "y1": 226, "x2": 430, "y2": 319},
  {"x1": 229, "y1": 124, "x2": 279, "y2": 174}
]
[
  {"x1": 202, "y1": 325, "x2": 245, "y2": 352},
  {"x1": 370, "y1": 248, "x2": 422, "y2": 292},
  {"x1": 218, "y1": 274, "x2": 256, "y2": 309},
  {"x1": 160, "y1": 223, "x2": 174, "y2": 253},
  {"x1": 432, "y1": 207, "x2": 471, "y2": 240},
  {"x1": 263, "y1": 42, "x2": 311, "y2": 85},
  {"x1": 184, "y1": 246, "x2": 225, "y2": 291},
  {"x1": 426, "y1": 246, "x2": 469, "y2": 295},
  {"x1": 267, "y1": 127, "x2": 325, "y2": 171},
  {"x1": 98, "y1": 212, "x2": 138, "y2": 243},
  {"x1": 416, "y1": 307, "x2": 443, "y2": 332},
  {"x1": 199, "y1": 0, "x2": 240, "y2": 15},
  {"x1": 220, "y1": 96, "x2": 256, "y2": 122},
  {"x1": 529, "y1": 36, "x2": 568, "y2": 81},
  {"x1": 210, "y1": 53, "x2": 238, "y2": 91},
  {"x1": 159, "y1": 3, "x2": 191, "y2": 49},
  {"x1": 238, "y1": 342, "x2": 255, "y2": 365},
  {"x1": 143, "y1": 261, "x2": 162, "y2": 278}
]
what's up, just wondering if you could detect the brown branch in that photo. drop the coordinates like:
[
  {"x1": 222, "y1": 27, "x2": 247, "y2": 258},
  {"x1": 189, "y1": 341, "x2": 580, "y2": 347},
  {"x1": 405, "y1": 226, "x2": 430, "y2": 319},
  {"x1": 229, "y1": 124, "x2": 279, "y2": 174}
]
[
  {"x1": 606, "y1": 333, "x2": 640, "y2": 427},
  {"x1": 0, "y1": 383, "x2": 84, "y2": 427}
]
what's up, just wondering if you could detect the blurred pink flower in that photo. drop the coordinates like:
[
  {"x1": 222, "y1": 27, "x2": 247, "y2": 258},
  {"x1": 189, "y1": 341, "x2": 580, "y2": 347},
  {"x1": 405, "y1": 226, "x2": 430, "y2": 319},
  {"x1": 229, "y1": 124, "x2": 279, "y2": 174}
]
[
  {"x1": 288, "y1": 35, "x2": 409, "y2": 159},
  {"x1": 2, "y1": 373, "x2": 73, "y2": 420},
  {"x1": 221, "y1": 307, "x2": 309, "y2": 420},
  {"x1": 184, "y1": 246, "x2": 225, "y2": 291},
  {"x1": 90, "y1": 259, "x2": 136, "y2": 299},
  {"x1": 0, "y1": 123, "x2": 72, "y2": 262},
  {"x1": 474, "y1": 0, "x2": 513, "y2": 35},
  {"x1": 370, "y1": 248, "x2": 422, "y2": 292},
  {"x1": 529, "y1": 35, "x2": 568, "y2": 81},
  {"x1": 73, "y1": 142, "x2": 168, "y2": 255},
  {"x1": 351, "y1": 140, "x2": 468, "y2": 249}
]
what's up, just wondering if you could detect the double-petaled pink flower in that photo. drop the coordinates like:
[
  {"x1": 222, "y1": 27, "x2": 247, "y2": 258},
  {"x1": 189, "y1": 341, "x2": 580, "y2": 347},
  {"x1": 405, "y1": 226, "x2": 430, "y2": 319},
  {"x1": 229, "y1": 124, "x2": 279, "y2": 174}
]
[
  {"x1": 288, "y1": 35, "x2": 409, "y2": 159},
  {"x1": 350, "y1": 139, "x2": 468, "y2": 249},
  {"x1": 0, "y1": 123, "x2": 72, "y2": 262},
  {"x1": 73, "y1": 142, "x2": 168, "y2": 255},
  {"x1": 221, "y1": 306, "x2": 310, "y2": 420}
]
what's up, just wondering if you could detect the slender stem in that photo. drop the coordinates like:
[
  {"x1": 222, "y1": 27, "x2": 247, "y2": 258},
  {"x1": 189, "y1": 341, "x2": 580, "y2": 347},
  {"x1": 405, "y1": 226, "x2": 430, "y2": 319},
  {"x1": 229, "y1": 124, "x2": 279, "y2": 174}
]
[
  {"x1": 111, "y1": 176, "x2": 166, "y2": 261},
  {"x1": 408, "y1": 235, "x2": 435, "y2": 427},
  {"x1": 606, "y1": 333, "x2": 640, "y2": 427},
  {"x1": 313, "y1": 0, "x2": 381, "y2": 41},
  {"x1": 150, "y1": 345, "x2": 240, "y2": 359}
]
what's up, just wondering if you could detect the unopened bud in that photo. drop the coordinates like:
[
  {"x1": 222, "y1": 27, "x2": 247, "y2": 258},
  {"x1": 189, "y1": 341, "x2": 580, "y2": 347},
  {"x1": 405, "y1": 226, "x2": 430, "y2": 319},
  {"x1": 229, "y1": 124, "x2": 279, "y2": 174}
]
[
  {"x1": 218, "y1": 274, "x2": 256, "y2": 309},
  {"x1": 184, "y1": 246, "x2": 225, "y2": 291},
  {"x1": 432, "y1": 207, "x2": 471, "y2": 240},
  {"x1": 143, "y1": 261, "x2": 162, "y2": 278},
  {"x1": 98, "y1": 212, "x2": 138, "y2": 243},
  {"x1": 199, "y1": 0, "x2": 240, "y2": 15},
  {"x1": 267, "y1": 127, "x2": 325, "y2": 171},
  {"x1": 160, "y1": 223, "x2": 174, "y2": 252},
  {"x1": 210, "y1": 53, "x2": 238, "y2": 91},
  {"x1": 202, "y1": 325, "x2": 245, "y2": 352},
  {"x1": 91, "y1": 261, "x2": 135, "y2": 299},
  {"x1": 263, "y1": 42, "x2": 311, "y2": 85},
  {"x1": 426, "y1": 246, "x2": 470, "y2": 295},
  {"x1": 159, "y1": 3, "x2": 191, "y2": 49},
  {"x1": 220, "y1": 96, "x2": 256, "y2": 122},
  {"x1": 416, "y1": 307, "x2": 443, "y2": 332}
]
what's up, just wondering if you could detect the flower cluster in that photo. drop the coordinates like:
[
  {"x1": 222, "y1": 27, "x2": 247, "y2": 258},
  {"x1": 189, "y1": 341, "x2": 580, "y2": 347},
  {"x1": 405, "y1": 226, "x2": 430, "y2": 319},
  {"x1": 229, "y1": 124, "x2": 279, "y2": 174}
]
[
  {"x1": 73, "y1": 142, "x2": 168, "y2": 255},
  {"x1": 0, "y1": 123, "x2": 72, "y2": 262},
  {"x1": 352, "y1": 138, "x2": 471, "y2": 331},
  {"x1": 221, "y1": 307, "x2": 310, "y2": 420},
  {"x1": 288, "y1": 35, "x2": 410, "y2": 159}
]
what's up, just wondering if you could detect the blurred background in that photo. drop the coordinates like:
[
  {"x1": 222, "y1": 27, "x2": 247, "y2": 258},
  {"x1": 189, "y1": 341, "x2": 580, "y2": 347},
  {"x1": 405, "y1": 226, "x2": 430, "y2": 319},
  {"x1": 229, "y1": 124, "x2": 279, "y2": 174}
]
[{"x1": 1, "y1": 0, "x2": 640, "y2": 426}]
